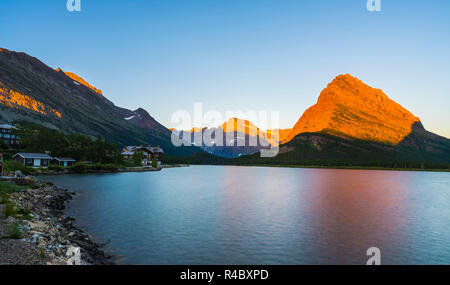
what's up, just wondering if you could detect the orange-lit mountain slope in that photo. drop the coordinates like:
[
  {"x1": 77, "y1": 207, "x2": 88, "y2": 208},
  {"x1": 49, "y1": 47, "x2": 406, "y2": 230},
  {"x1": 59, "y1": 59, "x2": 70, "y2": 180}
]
[
  {"x1": 267, "y1": 128, "x2": 292, "y2": 143},
  {"x1": 0, "y1": 83, "x2": 61, "y2": 118},
  {"x1": 282, "y1": 74, "x2": 422, "y2": 144},
  {"x1": 56, "y1": 68, "x2": 103, "y2": 95}
]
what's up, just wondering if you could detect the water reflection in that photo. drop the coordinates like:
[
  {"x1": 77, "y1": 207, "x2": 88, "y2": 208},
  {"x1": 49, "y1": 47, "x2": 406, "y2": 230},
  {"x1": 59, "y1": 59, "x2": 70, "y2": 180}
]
[{"x1": 44, "y1": 166, "x2": 450, "y2": 264}]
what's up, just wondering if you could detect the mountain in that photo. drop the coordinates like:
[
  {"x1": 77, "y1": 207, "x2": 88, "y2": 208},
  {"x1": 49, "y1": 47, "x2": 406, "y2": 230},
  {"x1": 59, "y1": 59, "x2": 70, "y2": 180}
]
[
  {"x1": 0, "y1": 48, "x2": 200, "y2": 156},
  {"x1": 171, "y1": 118, "x2": 279, "y2": 158},
  {"x1": 56, "y1": 68, "x2": 103, "y2": 96},
  {"x1": 266, "y1": 128, "x2": 292, "y2": 144},
  {"x1": 238, "y1": 74, "x2": 450, "y2": 167},
  {"x1": 282, "y1": 74, "x2": 423, "y2": 144}
]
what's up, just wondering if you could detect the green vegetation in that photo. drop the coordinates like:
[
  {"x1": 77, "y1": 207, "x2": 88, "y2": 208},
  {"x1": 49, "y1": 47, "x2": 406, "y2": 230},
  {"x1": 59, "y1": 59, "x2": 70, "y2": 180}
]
[
  {"x1": 0, "y1": 123, "x2": 131, "y2": 174},
  {"x1": 131, "y1": 152, "x2": 145, "y2": 166},
  {"x1": 5, "y1": 203, "x2": 17, "y2": 217},
  {"x1": 48, "y1": 165, "x2": 65, "y2": 171},
  {"x1": 17, "y1": 207, "x2": 33, "y2": 220},
  {"x1": 165, "y1": 132, "x2": 450, "y2": 171},
  {"x1": 13, "y1": 123, "x2": 124, "y2": 164},
  {"x1": 0, "y1": 182, "x2": 26, "y2": 219},
  {"x1": 68, "y1": 162, "x2": 120, "y2": 173},
  {"x1": 0, "y1": 181, "x2": 31, "y2": 240},
  {"x1": 0, "y1": 181, "x2": 27, "y2": 194},
  {"x1": 40, "y1": 249, "x2": 45, "y2": 264},
  {"x1": 3, "y1": 160, "x2": 38, "y2": 175},
  {"x1": 7, "y1": 223, "x2": 22, "y2": 239},
  {"x1": 152, "y1": 157, "x2": 157, "y2": 168}
]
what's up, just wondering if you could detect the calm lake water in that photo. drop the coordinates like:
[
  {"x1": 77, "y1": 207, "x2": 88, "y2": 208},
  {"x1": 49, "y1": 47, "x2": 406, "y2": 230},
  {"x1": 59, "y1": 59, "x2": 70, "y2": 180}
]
[{"x1": 44, "y1": 166, "x2": 450, "y2": 264}]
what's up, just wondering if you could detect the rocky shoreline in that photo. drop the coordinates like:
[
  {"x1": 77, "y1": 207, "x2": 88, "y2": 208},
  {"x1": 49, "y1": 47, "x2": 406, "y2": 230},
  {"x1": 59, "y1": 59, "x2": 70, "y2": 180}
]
[{"x1": 0, "y1": 177, "x2": 114, "y2": 265}]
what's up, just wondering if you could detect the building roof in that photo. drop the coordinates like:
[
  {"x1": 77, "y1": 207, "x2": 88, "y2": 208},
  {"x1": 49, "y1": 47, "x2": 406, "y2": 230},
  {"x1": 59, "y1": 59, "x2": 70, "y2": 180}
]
[
  {"x1": 52, "y1": 157, "x2": 76, "y2": 162},
  {"x1": 124, "y1": 146, "x2": 139, "y2": 152},
  {"x1": 123, "y1": 145, "x2": 164, "y2": 154},
  {"x1": 13, "y1": 153, "x2": 52, "y2": 159},
  {"x1": 150, "y1": 147, "x2": 164, "y2": 153},
  {"x1": 0, "y1": 124, "x2": 17, "y2": 130}
]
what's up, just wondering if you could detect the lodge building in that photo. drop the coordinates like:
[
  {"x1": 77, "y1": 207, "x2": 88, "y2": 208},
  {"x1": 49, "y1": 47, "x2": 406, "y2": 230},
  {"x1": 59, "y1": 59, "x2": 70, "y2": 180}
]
[
  {"x1": 0, "y1": 124, "x2": 19, "y2": 147},
  {"x1": 121, "y1": 145, "x2": 164, "y2": 167},
  {"x1": 12, "y1": 153, "x2": 76, "y2": 168}
]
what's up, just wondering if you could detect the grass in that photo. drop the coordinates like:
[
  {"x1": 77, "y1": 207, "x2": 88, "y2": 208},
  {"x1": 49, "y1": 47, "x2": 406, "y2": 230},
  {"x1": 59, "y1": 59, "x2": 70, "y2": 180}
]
[
  {"x1": 7, "y1": 223, "x2": 22, "y2": 239},
  {"x1": 0, "y1": 181, "x2": 27, "y2": 194},
  {"x1": 48, "y1": 165, "x2": 66, "y2": 171},
  {"x1": 40, "y1": 249, "x2": 45, "y2": 264},
  {"x1": 69, "y1": 162, "x2": 120, "y2": 173},
  {"x1": 0, "y1": 182, "x2": 25, "y2": 219},
  {"x1": 0, "y1": 183, "x2": 36, "y2": 220},
  {"x1": 17, "y1": 208, "x2": 33, "y2": 220},
  {"x1": 0, "y1": 181, "x2": 36, "y2": 241},
  {"x1": 4, "y1": 203, "x2": 17, "y2": 217},
  {"x1": 3, "y1": 160, "x2": 37, "y2": 175}
]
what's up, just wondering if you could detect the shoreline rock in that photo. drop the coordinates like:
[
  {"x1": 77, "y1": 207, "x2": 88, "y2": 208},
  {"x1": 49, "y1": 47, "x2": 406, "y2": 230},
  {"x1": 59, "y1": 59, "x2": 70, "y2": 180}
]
[{"x1": 0, "y1": 177, "x2": 114, "y2": 265}]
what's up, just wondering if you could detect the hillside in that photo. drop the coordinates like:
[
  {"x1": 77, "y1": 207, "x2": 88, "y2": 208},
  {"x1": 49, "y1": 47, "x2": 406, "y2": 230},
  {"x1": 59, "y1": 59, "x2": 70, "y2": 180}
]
[{"x1": 0, "y1": 48, "x2": 200, "y2": 156}]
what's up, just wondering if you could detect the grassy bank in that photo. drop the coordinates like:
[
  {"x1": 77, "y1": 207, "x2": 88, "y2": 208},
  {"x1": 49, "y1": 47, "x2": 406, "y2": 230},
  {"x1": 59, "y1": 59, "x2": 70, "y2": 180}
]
[
  {"x1": 2, "y1": 160, "x2": 123, "y2": 175},
  {"x1": 2, "y1": 160, "x2": 164, "y2": 175},
  {"x1": 0, "y1": 181, "x2": 35, "y2": 239}
]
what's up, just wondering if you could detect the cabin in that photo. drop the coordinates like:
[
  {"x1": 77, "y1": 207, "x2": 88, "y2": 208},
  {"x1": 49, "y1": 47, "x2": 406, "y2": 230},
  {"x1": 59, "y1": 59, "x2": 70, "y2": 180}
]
[
  {"x1": 121, "y1": 145, "x2": 164, "y2": 167},
  {"x1": 0, "y1": 124, "x2": 19, "y2": 147},
  {"x1": 13, "y1": 153, "x2": 52, "y2": 167},
  {"x1": 51, "y1": 157, "x2": 76, "y2": 167}
]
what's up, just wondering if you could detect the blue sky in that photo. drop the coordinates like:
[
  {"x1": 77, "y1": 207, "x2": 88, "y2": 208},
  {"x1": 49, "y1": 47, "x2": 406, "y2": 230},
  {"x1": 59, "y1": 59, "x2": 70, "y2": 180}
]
[{"x1": 1, "y1": 0, "x2": 450, "y2": 137}]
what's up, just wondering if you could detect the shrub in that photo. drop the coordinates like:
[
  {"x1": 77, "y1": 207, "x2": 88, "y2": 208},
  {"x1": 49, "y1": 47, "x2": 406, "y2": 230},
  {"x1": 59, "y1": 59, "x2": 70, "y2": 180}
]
[
  {"x1": 131, "y1": 152, "x2": 145, "y2": 166},
  {"x1": 17, "y1": 208, "x2": 33, "y2": 220},
  {"x1": 68, "y1": 162, "x2": 89, "y2": 173},
  {"x1": 40, "y1": 249, "x2": 45, "y2": 264},
  {"x1": 3, "y1": 160, "x2": 37, "y2": 175},
  {"x1": 152, "y1": 157, "x2": 157, "y2": 168},
  {"x1": 0, "y1": 181, "x2": 26, "y2": 195},
  {"x1": 69, "y1": 162, "x2": 120, "y2": 173},
  {"x1": 5, "y1": 203, "x2": 17, "y2": 217},
  {"x1": 48, "y1": 165, "x2": 65, "y2": 171},
  {"x1": 8, "y1": 223, "x2": 22, "y2": 239},
  {"x1": 90, "y1": 163, "x2": 120, "y2": 172}
]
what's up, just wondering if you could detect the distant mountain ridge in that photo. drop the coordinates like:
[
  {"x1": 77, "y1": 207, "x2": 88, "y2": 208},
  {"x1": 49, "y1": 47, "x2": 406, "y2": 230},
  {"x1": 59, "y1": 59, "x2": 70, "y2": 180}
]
[
  {"x1": 0, "y1": 47, "x2": 200, "y2": 156},
  {"x1": 171, "y1": 118, "x2": 280, "y2": 158}
]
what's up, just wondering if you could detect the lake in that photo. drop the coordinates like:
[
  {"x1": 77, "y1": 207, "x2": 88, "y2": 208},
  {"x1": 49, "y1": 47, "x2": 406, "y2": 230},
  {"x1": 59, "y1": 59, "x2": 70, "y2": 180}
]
[{"x1": 43, "y1": 166, "x2": 450, "y2": 264}]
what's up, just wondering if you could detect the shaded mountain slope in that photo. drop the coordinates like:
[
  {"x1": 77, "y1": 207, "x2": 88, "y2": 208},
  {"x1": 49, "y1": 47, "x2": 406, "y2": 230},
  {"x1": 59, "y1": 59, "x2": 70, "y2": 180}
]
[{"x1": 0, "y1": 48, "x2": 199, "y2": 155}]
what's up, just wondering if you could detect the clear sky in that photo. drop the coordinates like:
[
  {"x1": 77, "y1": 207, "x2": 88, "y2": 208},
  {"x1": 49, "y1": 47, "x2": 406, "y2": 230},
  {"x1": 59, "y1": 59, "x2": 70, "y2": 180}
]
[{"x1": 1, "y1": 0, "x2": 450, "y2": 137}]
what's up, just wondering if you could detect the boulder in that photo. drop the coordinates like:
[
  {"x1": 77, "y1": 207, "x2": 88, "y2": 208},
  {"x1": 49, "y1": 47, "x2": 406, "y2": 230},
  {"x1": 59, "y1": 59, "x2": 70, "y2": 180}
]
[{"x1": 6, "y1": 216, "x2": 16, "y2": 224}]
